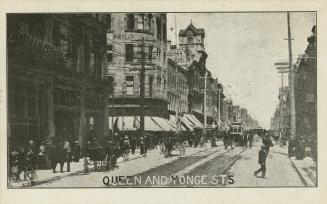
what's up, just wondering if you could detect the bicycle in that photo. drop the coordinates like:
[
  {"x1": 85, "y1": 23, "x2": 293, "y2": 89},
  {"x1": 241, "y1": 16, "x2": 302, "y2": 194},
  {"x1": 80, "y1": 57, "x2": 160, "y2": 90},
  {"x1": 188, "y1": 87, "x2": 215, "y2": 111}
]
[
  {"x1": 21, "y1": 169, "x2": 38, "y2": 187},
  {"x1": 8, "y1": 165, "x2": 21, "y2": 188},
  {"x1": 21, "y1": 160, "x2": 38, "y2": 187}
]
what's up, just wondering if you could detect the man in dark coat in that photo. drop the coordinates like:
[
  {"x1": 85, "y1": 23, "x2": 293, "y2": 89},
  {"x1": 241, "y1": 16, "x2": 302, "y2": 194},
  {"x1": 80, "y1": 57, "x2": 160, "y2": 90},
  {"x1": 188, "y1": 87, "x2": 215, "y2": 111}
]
[
  {"x1": 263, "y1": 134, "x2": 273, "y2": 154},
  {"x1": 112, "y1": 140, "x2": 120, "y2": 168},
  {"x1": 139, "y1": 136, "x2": 146, "y2": 156},
  {"x1": 254, "y1": 145, "x2": 267, "y2": 178},
  {"x1": 72, "y1": 141, "x2": 81, "y2": 162},
  {"x1": 130, "y1": 136, "x2": 137, "y2": 155},
  {"x1": 28, "y1": 140, "x2": 38, "y2": 169},
  {"x1": 104, "y1": 139, "x2": 114, "y2": 169},
  {"x1": 223, "y1": 131, "x2": 229, "y2": 150},
  {"x1": 49, "y1": 141, "x2": 66, "y2": 173},
  {"x1": 228, "y1": 131, "x2": 234, "y2": 149}
]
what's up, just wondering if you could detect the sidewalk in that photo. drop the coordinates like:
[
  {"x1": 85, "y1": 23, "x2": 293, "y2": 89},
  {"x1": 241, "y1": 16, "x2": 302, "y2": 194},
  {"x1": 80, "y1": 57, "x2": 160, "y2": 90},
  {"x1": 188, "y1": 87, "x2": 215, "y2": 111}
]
[
  {"x1": 271, "y1": 144, "x2": 317, "y2": 187},
  {"x1": 226, "y1": 142, "x2": 304, "y2": 187},
  {"x1": 10, "y1": 150, "x2": 146, "y2": 188},
  {"x1": 15, "y1": 141, "x2": 222, "y2": 188}
]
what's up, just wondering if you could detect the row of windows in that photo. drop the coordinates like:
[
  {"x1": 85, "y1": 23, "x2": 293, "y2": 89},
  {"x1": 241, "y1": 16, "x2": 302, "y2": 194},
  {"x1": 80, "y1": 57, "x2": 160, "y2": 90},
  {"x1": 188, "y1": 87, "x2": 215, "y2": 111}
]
[
  {"x1": 15, "y1": 18, "x2": 103, "y2": 78},
  {"x1": 167, "y1": 93, "x2": 187, "y2": 113},
  {"x1": 167, "y1": 72, "x2": 187, "y2": 94},
  {"x1": 108, "y1": 75, "x2": 167, "y2": 96},
  {"x1": 105, "y1": 14, "x2": 167, "y2": 42},
  {"x1": 127, "y1": 14, "x2": 166, "y2": 42},
  {"x1": 106, "y1": 44, "x2": 166, "y2": 63}
]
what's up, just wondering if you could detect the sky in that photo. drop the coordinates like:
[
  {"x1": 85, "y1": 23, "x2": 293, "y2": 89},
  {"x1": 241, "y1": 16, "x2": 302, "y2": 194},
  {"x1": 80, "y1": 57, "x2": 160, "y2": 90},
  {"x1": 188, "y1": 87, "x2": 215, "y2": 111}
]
[{"x1": 167, "y1": 12, "x2": 316, "y2": 129}]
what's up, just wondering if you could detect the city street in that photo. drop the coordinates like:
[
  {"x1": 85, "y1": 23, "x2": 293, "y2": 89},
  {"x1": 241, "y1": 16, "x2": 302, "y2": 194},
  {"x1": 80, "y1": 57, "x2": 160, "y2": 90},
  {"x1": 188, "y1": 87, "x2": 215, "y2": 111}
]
[
  {"x1": 32, "y1": 137, "x2": 305, "y2": 188},
  {"x1": 7, "y1": 12, "x2": 317, "y2": 190}
]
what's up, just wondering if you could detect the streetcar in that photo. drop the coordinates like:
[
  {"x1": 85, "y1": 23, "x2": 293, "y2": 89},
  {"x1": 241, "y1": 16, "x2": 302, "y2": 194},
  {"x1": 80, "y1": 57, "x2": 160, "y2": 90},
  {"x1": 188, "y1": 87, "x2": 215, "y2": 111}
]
[{"x1": 229, "y1": 122, "x2": 243, "y2": 145}]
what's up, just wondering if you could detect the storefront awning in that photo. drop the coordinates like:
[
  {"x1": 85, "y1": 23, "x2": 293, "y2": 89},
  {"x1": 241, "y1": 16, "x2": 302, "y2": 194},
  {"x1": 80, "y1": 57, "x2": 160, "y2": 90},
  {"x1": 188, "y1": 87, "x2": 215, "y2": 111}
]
[
  {"x1": 115, "y1": 116, "x2": 138, "y2": 131},
  {"x1": 109, "y1": 116, "x2": 163, "y2": 131},
  {"x1": 151, "y1": 117, "x2": 176, "y2": 131},
  {"x1": 108, "y1": 117, "x2": 117, "y2": 130},
  {"x1": 169, "y1": 115, "x2": 187, "y2": 131},
  {"x1": 180, "y1": 115, "x2": 194, "y2": 131},
  {"x1": 135, "y1": 117, "x2": 164, "y2": 132},
  {"x1": 185, "y1": 114, "x2": 204, "y2": 129}
]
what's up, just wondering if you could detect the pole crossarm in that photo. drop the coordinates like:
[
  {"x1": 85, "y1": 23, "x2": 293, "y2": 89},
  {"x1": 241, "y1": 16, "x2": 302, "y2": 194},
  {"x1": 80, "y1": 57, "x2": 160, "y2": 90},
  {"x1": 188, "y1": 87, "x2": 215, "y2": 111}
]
[
  {"x1": 274, "y1": 62, "x2": 289, "y2": 66},
  {"x1": 275, "y1": 66, "x2": 290, "y2": 70}
]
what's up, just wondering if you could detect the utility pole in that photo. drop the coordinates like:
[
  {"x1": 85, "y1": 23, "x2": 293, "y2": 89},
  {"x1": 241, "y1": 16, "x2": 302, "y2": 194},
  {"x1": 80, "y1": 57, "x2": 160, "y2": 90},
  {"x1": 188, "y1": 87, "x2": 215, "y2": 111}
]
[
  {"x1": 218, "y1": 88, "x2": 221, "y2": 131},
  {"x1": 174, "y1": 14, "x2": 178, "y2": 46},
  {"x1": 287, "y1": 12, "x2": 296, "y2": 140},
  {"x1": 139, "y1": 37, "x2": 145, "y2": 139},
  {"x1": 274, "y1": 61, "x2": 289, "y2": 145},
  {"x1": 175, "y1": 67, "x2": 181, "y2": 135},
  {"x1": 122, "y1": 88, "x2": 125, "y2": 134},
  {"x1": 111, "y1": 89, "x2": 115, "y2": 136},
  {"x1": 203, "y1": 71, "x2": 207, "y2": 132}
]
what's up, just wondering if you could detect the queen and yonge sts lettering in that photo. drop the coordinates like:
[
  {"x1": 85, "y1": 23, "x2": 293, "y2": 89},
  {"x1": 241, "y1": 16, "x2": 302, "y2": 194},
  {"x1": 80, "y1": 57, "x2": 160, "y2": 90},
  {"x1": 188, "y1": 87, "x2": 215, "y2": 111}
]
[{"x1": 103, "y1": 175, "x2": 235, "y2": 186}]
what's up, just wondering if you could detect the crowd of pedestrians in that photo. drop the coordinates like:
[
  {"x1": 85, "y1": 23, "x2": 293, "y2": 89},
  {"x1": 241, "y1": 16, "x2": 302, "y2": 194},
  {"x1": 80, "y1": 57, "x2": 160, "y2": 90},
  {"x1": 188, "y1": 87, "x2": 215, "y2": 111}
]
[
  {"x1": 83, "y1": 129, "x2": 220, "y2": 170},
  {"x1": 222, "y1": 130, "x2": 255, "y2": 150},
  {"x1": 9, "y1": 129, "x2": 223, "y2": 177},
  {"x1": 288, "y1": 134, "x2": 317, "y2": 162},
  {"x1": 9, "y1": 138, "x2": 81, "y2": 180}
]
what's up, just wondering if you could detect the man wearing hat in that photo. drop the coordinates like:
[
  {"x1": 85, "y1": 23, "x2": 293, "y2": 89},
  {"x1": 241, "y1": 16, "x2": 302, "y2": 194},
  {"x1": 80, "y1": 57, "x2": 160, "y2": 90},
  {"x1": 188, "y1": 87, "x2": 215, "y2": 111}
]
[
  {"x1": 122, "y1": 135, "x2": 130, "y2": 161},
  {"x1": 254, "y1": 145, "x2": 267, "y2": 178}
]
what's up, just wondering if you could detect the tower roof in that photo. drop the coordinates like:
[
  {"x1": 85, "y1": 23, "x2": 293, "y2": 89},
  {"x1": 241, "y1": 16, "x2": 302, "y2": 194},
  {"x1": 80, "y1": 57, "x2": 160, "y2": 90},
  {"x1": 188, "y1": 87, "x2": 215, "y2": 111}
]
[{"x1": 179, "y1": 23, "x2": 205, "y2": 37}]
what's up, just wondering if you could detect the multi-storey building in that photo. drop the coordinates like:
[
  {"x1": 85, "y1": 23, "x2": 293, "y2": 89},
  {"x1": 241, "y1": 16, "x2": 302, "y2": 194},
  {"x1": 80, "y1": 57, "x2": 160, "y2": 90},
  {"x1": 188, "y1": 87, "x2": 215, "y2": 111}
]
[
  {"x1": 177, "y1": 23, "x2": 210, "y2": 123},
  {"x1": 8, "y1": 14, "x2": 110, "y2": 149},
  {"x1": 216, "y1": 83, "x2": 226, "y2": 127},
  {"x1": 221, "y1": 99, "x2": 230, "y2": 128},
  {"x1": 167, "y1": 58, "x2": 188, "y2": 116},
  {"x1": 178, "y1": 23, "x2": 205, "y2": 69},
  {"x1": 204, "y1": 73, "x2": 219, "y2": 124},
  {"x1": 167, "y1": 41, "x2": 188, "y2": 68},
  {"x1": 105, "y1": 13, "x2": 169, "y2": 121},
  {"x1": 294, "y1": 25, "x2": 317, "y2": 138}
]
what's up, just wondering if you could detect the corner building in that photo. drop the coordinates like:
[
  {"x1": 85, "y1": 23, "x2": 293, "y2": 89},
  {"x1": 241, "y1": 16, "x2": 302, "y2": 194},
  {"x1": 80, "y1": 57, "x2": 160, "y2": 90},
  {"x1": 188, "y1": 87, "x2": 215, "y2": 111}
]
[{"x1": 105, "y1": 13, "x2": 169, "y2": 121}]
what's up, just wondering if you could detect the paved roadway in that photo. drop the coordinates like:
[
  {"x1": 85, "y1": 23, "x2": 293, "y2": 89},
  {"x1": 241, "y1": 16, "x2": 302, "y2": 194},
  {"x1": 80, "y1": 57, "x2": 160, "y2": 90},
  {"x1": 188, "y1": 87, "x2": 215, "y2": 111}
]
[{"x1": 34, "y1": 138, "x2": 304, "y2": 188}]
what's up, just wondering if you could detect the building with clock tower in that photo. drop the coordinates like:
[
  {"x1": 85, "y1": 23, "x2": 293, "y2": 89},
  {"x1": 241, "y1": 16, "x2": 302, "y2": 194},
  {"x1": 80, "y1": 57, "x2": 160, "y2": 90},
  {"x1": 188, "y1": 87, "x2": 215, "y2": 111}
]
[{"x1": 178, "y1": 23, "x2": 205, "y2": 67}]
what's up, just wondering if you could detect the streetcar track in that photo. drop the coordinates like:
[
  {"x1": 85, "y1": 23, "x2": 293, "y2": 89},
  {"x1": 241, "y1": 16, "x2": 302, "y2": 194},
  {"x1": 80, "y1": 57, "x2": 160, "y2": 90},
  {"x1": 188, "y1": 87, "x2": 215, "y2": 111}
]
[
  {"x1": 130, "y1": 145, "x2": 225, "y2": 178},
  {"x1": 170, "y1": 147, "x2": 247, "y2": 187},
  {"x1": 221, "y1": 148, "x2": 248, "y2": 175},
  {"x1": 185, "y1": 147, "x2": 243, "y2": 176},
  {"x1": 170, "y1": 147, "x2": 234, "y2": 177}
]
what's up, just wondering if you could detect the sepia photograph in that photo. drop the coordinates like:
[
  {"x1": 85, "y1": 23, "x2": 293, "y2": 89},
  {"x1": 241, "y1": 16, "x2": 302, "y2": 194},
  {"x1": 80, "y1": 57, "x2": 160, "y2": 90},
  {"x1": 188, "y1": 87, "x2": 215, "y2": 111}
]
[{"x1": 6, "y1": 12, "x2": 317, "y2": 188}]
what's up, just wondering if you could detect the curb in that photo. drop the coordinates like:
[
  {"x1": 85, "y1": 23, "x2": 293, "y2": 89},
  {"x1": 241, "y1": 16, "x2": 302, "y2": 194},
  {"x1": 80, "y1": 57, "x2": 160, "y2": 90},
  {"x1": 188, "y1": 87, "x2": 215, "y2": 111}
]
[
  {"x1": 267, "y1": 149, "x2": 312, "y2": 187},
  {"x1": 19, "y1": 153, "x2": 154, "y2": 188},
  {"x1": 23, "y1": 143, "x2": 220, "y2": 187},
  {"x1": 288, "y1": 157, "x2": 309, "y2": 187}
]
